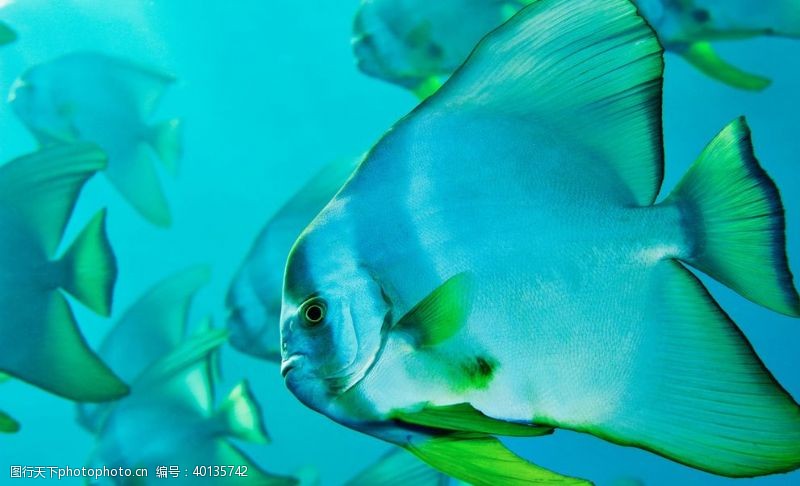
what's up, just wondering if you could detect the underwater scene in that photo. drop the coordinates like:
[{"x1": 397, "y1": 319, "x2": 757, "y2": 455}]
[{"x1": 0, "y1": 0, "x2": 799, "y2": 485}]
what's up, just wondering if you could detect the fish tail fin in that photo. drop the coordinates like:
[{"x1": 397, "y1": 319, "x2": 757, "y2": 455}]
[
  {"x1": 147, "y1": 118, "x2": 182, "y2": 175},
  {"x1": 58, "y1": 209, "x2": 117, "y2": 316},
  {"x1": 680, "y1": 42, "x2": 771, "y2": 91},
  {"x1": 214, "y1": 380, "x2": 270, "y2": 444},
  {"x1": 667, "y1": 117, "x2": 800, "y2": 316}
]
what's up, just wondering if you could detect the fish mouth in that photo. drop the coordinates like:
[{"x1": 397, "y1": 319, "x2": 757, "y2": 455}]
[{"x1": 280, "y1": 354, "x2": 305, "y2": 377}]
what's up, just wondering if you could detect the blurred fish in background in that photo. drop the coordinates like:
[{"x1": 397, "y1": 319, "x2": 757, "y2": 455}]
[
  {"x1": 9, "y1": 52, "x2": 182, "y2": 227},
  {"x1": 0, "y1": 21, "x2": 16, "y2": 45},
  {"x1": 0, "y1": 144, "x2": 125, "y2": 408},
  {"x1": 227, "y1": 157, "x2": 362, "y2": 362},
  {"x1": 79, "y1": 267, "x2": 295, "y2": 485},
  {"x1": 352, "y1": 0, "x2": 800, "y2": 95}
]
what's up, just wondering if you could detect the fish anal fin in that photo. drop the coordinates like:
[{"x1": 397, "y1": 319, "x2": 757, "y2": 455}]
[
  {"x1": 105, "y1": 144, "x2": 171, "y2": 227},
  {"x1": 548, "y1": 261, "x2": 800, "y2": 477}
]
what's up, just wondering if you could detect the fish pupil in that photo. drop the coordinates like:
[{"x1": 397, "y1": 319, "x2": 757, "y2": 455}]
[{"x1": 305, "y1": 304, "x2": 324, "y2": 323}]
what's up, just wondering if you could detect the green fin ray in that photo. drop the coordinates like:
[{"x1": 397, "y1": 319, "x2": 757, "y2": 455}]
[
  {"x1": 680, "y1": 42, "x2": 771, "y2": 91},
  {"x1": 666, "y1": 117, "x2": 800, "y2": 316},
  {"x1": 405, "y1": 433, "x2": 591, "y2": 485},
  {"x1": 345, "y1": 449, "x2": 448, "y2": 486},
  {"x1": 392, "y1": 272, "x2": 473, "y2": 347}
]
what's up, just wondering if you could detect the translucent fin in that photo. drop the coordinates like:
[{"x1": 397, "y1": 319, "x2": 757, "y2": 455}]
[
  {"x1": 77, "y1": 266, "x2": 210, "y2": 432},
  {"x1": 394, "y1": 403, "x2": 553, "y2": 437},
  {"x1": 0, "y1": 291, "x2": 127, "y2": 402},
  {"x1": 412, "y1": 77, "x2": 443, "y2": 100},
  {"x1": 423, "y1": 0, "x2": 664, "y2": 205},
  {"x1": 58, "y1": 209, "x2": 117, "y2": 316},
  {"x1": 99, "y1": 265, "x2": 211, "y2": 383},
  {"x1": 680, "y1": 42, "x2": 771, "y2": 91},
  {"x1": 0, "y1": 22, "x2": 17, "y2": 45},
  {"x1": 0, "y1": 143, "x2": 107, "y2": 256},
  {"x1": 405, "y1": 433, "x2": 590, "y2": 485},
  {"x1": 54, "y1": 52, "x2": 176, "y2": 118},
  {"x1": 215, "y1": 380, "x2": 270, "y2": 444},
  {"x1": 0, "y1": 410, "x2": 20, "y2": 433},
  {"x1": 132, "y1": 328, "x2": 227, "y2": 396},
  {"x1": 392, "y1": 272, "x2": 473, "y2": 347},
  {"x1": 147, "y1": 118, "x2": 183, "y2": 175},
  {"x1": 345, "y1": 448, "x2": 449, "y2": 486},
  {"x1": 666, "y1": 118, "x2": 800, "y2": 316},
  {"x1": 203, "y1": 441, "x2": 299, "y2": 485},
  {"x1": 105, "y1": 143, "x2": 171, "y2": 227},
  {"x1": 550, "y1": 261, "x2": 800, "y2": 477}
]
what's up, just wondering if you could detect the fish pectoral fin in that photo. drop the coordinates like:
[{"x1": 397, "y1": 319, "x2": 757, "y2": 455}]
[
  {"x1": 344, "y1": 448, "x2": 447, "y2": 486},
  {"x1": 0, "y1": 410, "x2": 20, "y2": 433},
  {"x1": 0, "y1": 143, "x2": 106, "y2": 256},
  {"x1": 680, "y1": 42, "x2": 771, "y2": 91},
  {"x1": 392, "y1": 272, "x2": 474, "y2": 348},
  {"x1": 547, "y1": 261, "x2": 800, "y2": 477},
  {"x1": 404, "y1": 433, "x2": 591, "y2": 485},
  {"x1": 0, "y1": 292, "x2": 128, "y2": 402},
  {"x1": 666, "y1": 118, "x2": 800, "y2": 316},
  {"x1": 394, "y1": 403, "x2": 553, "y2": 437},
  {"x1": 214, "y1": 380, "x2": 270, "y2": 444}
]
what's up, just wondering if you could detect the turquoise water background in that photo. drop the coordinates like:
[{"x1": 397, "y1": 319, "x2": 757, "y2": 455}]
[{"x1": 0, "y1": 1, "x2": 797, "y2": 484}]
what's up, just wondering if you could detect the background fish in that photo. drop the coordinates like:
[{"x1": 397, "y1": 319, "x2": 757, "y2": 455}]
[
  {"x1": 0, "y1": 143, "x2": 125, "y2": 403},
  {"x1": 0, "y1": 21, "x2": 16, "y2": 46},
  {"x1": 8, "y1": 52, "x2": 182, "y2": 227},
  {"x1": 227, "y1": 157, "x2": 362, "y2": 361},
  {"x1": 353, "y1": 0, "x2": 799, "y2": 94},
  {"x1": 81, "y1": 267, "x2": 294, "y2": 485},
  {"x1": 282, "y1": 0, "x2": 800, "y2": 484}
]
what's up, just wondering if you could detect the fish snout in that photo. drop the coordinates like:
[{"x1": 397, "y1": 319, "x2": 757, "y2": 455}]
[{"x1": 280, "y1": 353, "x2": 305, "y2": 377}]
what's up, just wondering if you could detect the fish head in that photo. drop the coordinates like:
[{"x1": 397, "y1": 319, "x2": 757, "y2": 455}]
[
  {"x1": 8, "y1": 68, "x2": 76, "y2": 142},
  {"x1": 279, "y1": 237, "x2": 390, "y2": 415},
  {"x1": 225, "y1": 268, "x2": 282, "y2": 361},
  {"x1": 352, "y1": 0, "x2": 443, "y2": 89}
]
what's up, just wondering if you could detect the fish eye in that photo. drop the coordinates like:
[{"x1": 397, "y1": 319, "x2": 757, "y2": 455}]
[{"x1": 300, "y1": 298, "x2": 327, "y2": 326}]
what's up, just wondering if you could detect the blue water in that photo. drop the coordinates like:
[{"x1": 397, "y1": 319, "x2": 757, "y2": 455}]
[{"x1": 0, "y1": 1, "x2": 797, "y2": 485}]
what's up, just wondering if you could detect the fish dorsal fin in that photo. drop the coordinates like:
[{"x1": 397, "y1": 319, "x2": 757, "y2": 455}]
[
  {"x1": 99, "y1": 266, "x2": 211, "y2": 384},
  {"x1": 394, "y1": 403, "x2": 553, "y2": 437},
  {"x1": 56, "y1": 52, "x2": 176, "y2": 119},
  {"x1": 412, "y1": 0, "x2": 665, "y2": 205},
  {"x1": 130, "y1": 328, "x2": 227, "y2": 413},
  {"x1": 405, "y1": 433, "x2": 591, "y2": 485},
  {"x1": 77, "y1": 266, "x2": 211, "y2": 432},
  {"x1": 392, "y1": 272, "x2": 473, "y2": 348},
  {"x1": 345, "y1": 448, "x2": 448, "y2": 486},
  {"x1": 0, "y1": 143, "x2": 106, "y2": 256}
]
